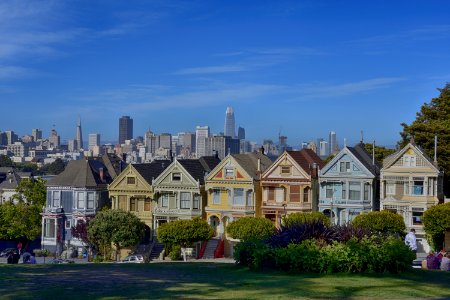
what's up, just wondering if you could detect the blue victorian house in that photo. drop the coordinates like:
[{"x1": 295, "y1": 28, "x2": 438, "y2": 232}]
[{"x1": 318, "y1": 143, "x2": 380, "y2": 225}]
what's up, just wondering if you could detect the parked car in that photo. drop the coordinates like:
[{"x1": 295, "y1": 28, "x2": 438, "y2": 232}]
[
  {"x1": 50, "y1": 258, "x2": 75, "y2": 264},
  {"x1": 121, "y1": 255, "x2": 144, "y2": 263},
  {"x1": 0, "y1": 248, "x2": 17, "y2": 257}
]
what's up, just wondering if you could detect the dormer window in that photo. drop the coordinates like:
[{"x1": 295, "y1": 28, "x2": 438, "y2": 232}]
[
  {"x1": 280, "y1": 166, "x2": 291, "y2": 175},
  {"x1": 172, "y1": 173, "x2": 181, "y2": 181},
  {"x1": 403, "y1": 155, "x2": 416, "y2": 167},
  {"x1": 340, "y1": 162, "x2": 351, "y2": 172},
  {"x1": 127, "y1": 177, "x2": 135, "y2": 185}
]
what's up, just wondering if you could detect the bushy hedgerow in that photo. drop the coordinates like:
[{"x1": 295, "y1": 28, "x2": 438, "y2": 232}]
[
  {"x1": 282, "y1": 212, "x2": 330, "y2": 227},
  {"x1": 351, "y1": 210, "x2": 406, "y2": 235},
  {"x1": 423, "y1": 202, "x2": 450, "y2": 250},
  {"x1": 235, "y1": 236, "x2": 415, "y2": 274},
  {"x1": 227, "y1": 217, "x2": 276, "y2": 241}
]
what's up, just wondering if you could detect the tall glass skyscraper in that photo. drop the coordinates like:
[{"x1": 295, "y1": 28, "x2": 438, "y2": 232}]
[
  {"x1": 76, "y1": 117, "x2": 83, "y2": 150},
  {"x1": 224, "y1": 107, "x2": 236, "y2": 138},
  {"x1": 119, "y1": 116, "x2": 133, "y2": 144}
]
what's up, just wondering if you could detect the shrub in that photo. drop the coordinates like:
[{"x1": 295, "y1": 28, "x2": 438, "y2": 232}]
[
  {"x1": 423, "y1": 202, "x2": 450, "y2": 250},
  {"x1": 34, "y1": 249, "x2": 51, "y2": 257},
  {"x1": 168, "y1": 245, "x2": 181, "y2": 261},
  {"x1": 283, "y1": 212, "x2": 330, "y2": 227},
  {"x1": 157, "y1": 218, "x2": 213, "y2": 248},
  {"x1": 227, "y1": 217, "x2": 276, "y2": 241},
  {"x1": 93, "y1": 255, "x2": 104, "y2": 263},
  {"x1": 352, "y1": 210, "x2": 406, "y2": 235}
]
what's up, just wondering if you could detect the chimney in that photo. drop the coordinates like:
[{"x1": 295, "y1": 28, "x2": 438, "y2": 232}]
[
  {"x1": 99, "y1": 167, "x2": 104, "y2": 182},
  {"x1": 215, "y1": 150, "x2": 219, "y2": 159},
  {"x1": 260, "y1": 146, "x2": 265, "y2": 155},
  {"x1": 311, "y1": 162, "x2": 318, "y2": 178}
]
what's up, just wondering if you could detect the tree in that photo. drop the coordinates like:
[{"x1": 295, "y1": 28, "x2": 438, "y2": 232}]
[
  {"x1": 352, "y1": 210, "x2": 406, "y2": 235},
  {"x1": 71, "y1": 219, "x2": 95, "y2": 255},
  {"x1": 157, "y1": 218, "x2": 213, "y2": 248},
  {"x1": 423, "y1": 202, "x2": 450, "y2": 250},
  {"x1": 88, "y1": 209, "x2": 145, "y2": 261},
  {"x1": 12, "y1": 177, "x2": 46, "y2": 207},
  {"x1": 363, "y1": 143, "x2": 396, "y2": 163},
  {"x1": 0, "y1": 202, "x2": 42, "y2": 241},
  {"x1": 227, "y1": 217, "x2": 276, "y2": 241},
  {"x1": 41, "y1": 158, "x2": 66, "y2": 175},
  {"x1": 400, "y1": 83, "x2": 450, "y2": 195},
  {"x1": 0, "y1": 154, "x2": 13, "y2": 167},
  {"x1": 283, "y1": 212, "x2": 330, "y2": 227}
]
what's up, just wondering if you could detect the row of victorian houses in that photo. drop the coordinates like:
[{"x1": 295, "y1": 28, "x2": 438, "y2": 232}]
[{"x1": 41, "y1": 139, "x2": 444, "y2": 256}]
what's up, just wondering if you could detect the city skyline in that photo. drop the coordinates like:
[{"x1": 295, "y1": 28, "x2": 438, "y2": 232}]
[{"x1": 1, "y1": 1, "x2": 449, "y2": 145}]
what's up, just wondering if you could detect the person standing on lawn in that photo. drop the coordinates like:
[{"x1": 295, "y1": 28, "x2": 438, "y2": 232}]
[{"x1": 405, "y1": 229, "x2": 417, "y2": 256}]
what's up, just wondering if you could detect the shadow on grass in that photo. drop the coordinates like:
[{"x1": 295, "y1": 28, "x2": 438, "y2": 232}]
[{"x1": 0, "y1": 263, "x2": 449, "y2": 299}]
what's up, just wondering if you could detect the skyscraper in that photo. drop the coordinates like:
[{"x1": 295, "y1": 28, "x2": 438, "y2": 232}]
[
  {"x1": 119, "y1": 116, "x2": 133, "y2": 144},
  {"x1": 76, "y1": 117, "x2": 83, "y2": 150},
  {"x1": 195, "y1": 125, "x2": 210, "y2": 158},
  {"x1": 237, "y1": 126, "x2": 245, "y2": 140},
  {"x1": 329, "y1": 131, "x2": 337, "y2": 154},
  {"x1": 32, "y1": 128, "x2": 42, "y2": 141},
  {"x1": 224, "y1": 107, "x2": 236, "y2": 138},
  {"x1": 89, "y1": 133, "x2": 100, "y2": 150}
]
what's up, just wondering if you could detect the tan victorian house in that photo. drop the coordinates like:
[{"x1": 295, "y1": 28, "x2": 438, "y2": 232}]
[
  {"x1": 380, "y1": 141, "x2": 444, "y2": 253},
  {"x1": 261, "y1": 149, "x2": 324, "y2": 227},
  {"x1": 108, "y1": 160, "x2": 170, "y2": 242}
]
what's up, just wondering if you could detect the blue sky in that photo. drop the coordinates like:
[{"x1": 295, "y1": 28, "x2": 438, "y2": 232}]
[{"x1": 1, "y1": 0, "x2": 449, "y2": 147}]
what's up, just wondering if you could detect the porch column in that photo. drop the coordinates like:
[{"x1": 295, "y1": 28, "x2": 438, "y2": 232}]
[{"x1": 191, "y1": 191, "x2": 194, "y2": 211}]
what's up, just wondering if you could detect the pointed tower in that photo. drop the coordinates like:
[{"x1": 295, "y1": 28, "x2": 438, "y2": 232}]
[{"x1": 76, "y1": 117, "x2": 83, "y2": 150}]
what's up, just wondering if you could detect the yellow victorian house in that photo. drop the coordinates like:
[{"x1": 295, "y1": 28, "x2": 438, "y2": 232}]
[
  {"x1": 205, "y1": 152, "x2": 272, "y2": 256},
  {"x1": 380, "y1": 140, "x2": 444, "y2": 253},
  {"x1": 108, "y1": 160, "x2": 171, "y2": 243}
]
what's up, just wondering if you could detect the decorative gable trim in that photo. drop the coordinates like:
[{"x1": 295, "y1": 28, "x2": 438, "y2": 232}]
[
  {"x1": 382, "y1": 143, "x2": 439, "y2": 172},
  {"x1": 320, "y1": 147, "x2": 374, "y2": 178}
]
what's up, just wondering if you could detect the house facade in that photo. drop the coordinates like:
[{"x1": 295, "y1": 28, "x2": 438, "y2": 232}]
[
  {"x1": 205, "y1": 152, "x2": 272, "y2": 241},
  {"x1": 152, "y1": 156, "x2": 220, "y2": 231},
  {"x1": 318, "y1": 143, "x2": 380, "y2": 225},
  {"x1": 261, "y1": 149, "x2": 324, "y2": 226},
  {"x1": 0, "y1": 167, "x2": 32, "y2": 203},
  {"x1": 108, "y1": 160, "x2": 170, "y2": 241},
  {"x1": 42, "y1": 158, "x2": 116, "y2": 254},
  {"x1": 380, "y1": 141, "x2": 444, "y2": 253}
]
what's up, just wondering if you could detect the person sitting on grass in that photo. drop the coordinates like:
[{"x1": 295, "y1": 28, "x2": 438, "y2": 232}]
[
  {"x1": 426, "y1": 251, "x2": 440, "y2": 270},
  {"x1": 440, "y1": 253, "x2": 450, "y2": 271}
]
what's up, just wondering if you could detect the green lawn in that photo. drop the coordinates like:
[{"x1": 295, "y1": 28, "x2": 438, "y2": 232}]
[{"x1": 0, "y1": 263, "x2": 449, "y2": 299}]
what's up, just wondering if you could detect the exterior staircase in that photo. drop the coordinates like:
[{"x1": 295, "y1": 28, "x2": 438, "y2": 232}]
[
  {"x1": 149, "y1": 242, "x2": 164, "y2": 261},
  {"x1": 202, "y1": 238, "x2": 219, "y2": 259}
]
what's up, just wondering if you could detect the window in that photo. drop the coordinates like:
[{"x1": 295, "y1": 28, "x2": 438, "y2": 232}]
[
  {"x1": 386, "y1": 183, "x2": 395, "y2": 195},
  {"x1": 225, "y1": 167, "x2": 234, "y2": 177},
  {"x1": 342, "y1": 183, "x2": 347, "y2": 199},
  {"x1": 233, "y1": 188, "x2": 244, "y2": 205},
  {"x1": 193, "y1": 195, "x2": 200, "y2": 209},
  {"x1": 412, "y1": 209, "x2": 423, "y2": 225},
  {"x1": 326, "y1": 184, "x2": 333, "y2": 199},
  {"x1": 118, "y1": 195, "x2": 127, "y2": 210},
  {"x1": 349, "y1": 182, "x2": 361, "y2": 200},
  {"x1": 246, "y1": 191, "x2": 252, "y2": 206},
  {"x1": 44, "y1": 219, "x2": 55, "y2": 238},
  {"x1": 413, "y1": 179, "x2": 424, "y2": 196},
  {"x1": 65, "y1": 219, "x2": 71, "y2": 229},
  {"x1": 303, "y1": 187, "x2": 310, "y2": 203},
  {"x1": 127, "y1": 177, "x2": 135, "y2": 184},
  {"x1": 340, "y1": 162, "x2": 351, "y2": 172},
  {"x1": 403, "y1": 155, "x2": 416, "y2": 167},
  {"x1": 172, "y1": 173, "x2": 181, "y2": 181},
  {"x1": 363, "y1": 184, "x2": 370, "y2": 200},
  {"x1": 77, "y1": 192, "x2": 85, "y2": 209},
  {"x1": 428, "y1": 178, "x2": 434, "y2": 196},
  {"x1": 52, "y1": 191, "x2": 60, "y2": 207},
  {"x1": 268, "y1": 187, "x2": 275, "y2": 201},
  {"x1": 180, "y1": 192, "x2": 190, "y2": 209},
  {"x1": 213, "y1": 190, "x2": 221, "y2": 204},
  {"x1": 281, "y1": 166, "x2": 291, "y2": 174},
  {"x1": 275, "y1": 188, "x2": 285, "y2": 203},
  {"x1": 130, "y1": 198, "x2": 137, "y2": 212},
  {"x1": 161, "y1": 194, "x2": 169, "y2": 208},
  {"x1": 87, "y1": 192, "x2": 95, "y2": 209},
  {"x1": 144, "y1": 198, "x2": 151, "y2": 211},
  {"x1": 290, "y1": 186, "x2": 300, "y2": 202}
]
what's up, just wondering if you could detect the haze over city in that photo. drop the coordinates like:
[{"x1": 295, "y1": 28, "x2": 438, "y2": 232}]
[{"x1": 1, "y1": 1, "x2": 450, "y2": 146}]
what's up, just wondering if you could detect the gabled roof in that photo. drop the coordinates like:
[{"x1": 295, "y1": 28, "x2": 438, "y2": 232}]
[
  {"x1": 231, "y1": 152, "x2": 273, "y2": 179},
  {"x1": 382, "y1": 142, "x2": 439, "y2": 171},
  {"x1": 347, "y1": 143, "x2": 380, "y2": 175},
  {"x1": 100, "y1": 153, "x2": 126, "y2": 179},
  {"x1": 286, "y1": 149, "x2": 325, "y2": 175},
  {"x1": 0, "y1": 168, "x2": 21, "y2": 190},
  {"x1": 46, "y1": 159, "x2": 113, "y2": 188},
  {"x1": 177, "y1": 156, "x2": 221, "y2": 185},
  {"x1": 133, "y1": 160, "x2": 171, "y2": 184}
]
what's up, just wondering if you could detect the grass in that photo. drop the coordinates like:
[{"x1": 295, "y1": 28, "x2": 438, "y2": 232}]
[{"x1": 0, "y1": 263, "x2": 449, "y2": 299}]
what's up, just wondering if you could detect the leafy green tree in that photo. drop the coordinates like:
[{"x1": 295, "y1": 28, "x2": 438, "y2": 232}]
[
  {"x1": 283, "y1": 212, "x2": 330, "y2": 227},
  {"x1": 0, "y1": 154, "x2": 13, "y2": 167},
  {"x1": 15, "y1": 163, "x2": 40, "y2": 175},
  {"x1": 227, "y1": 216, "x2": 276, "y2": 241},
  {"x1": 88, "y1": 209, "x2": 145, "y2": 261},
  {"x1": 352, "y1": 210, "x2": 406, "y2": 235},
  {"x1": 400, "y1": 83, "x2": 450, "y2": 195},
  {"x1": 40, "y1": 158, "x2": 66, "y2": 175},
  {"x1": 423, "y1": 202, "x2": 450, "y2": 250},
  {"x1": 0, "y1": 202, "x2": 42, "y2": 241},
  {"x1": 363, "y1": 143, "x2": 396, "y2": 163},
  {"x1": 12, "y1": 177, "x2": 46, "y2": 207},
  {"x1": 157, "y1": 218, "x2": 213, "y2": 248}
]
